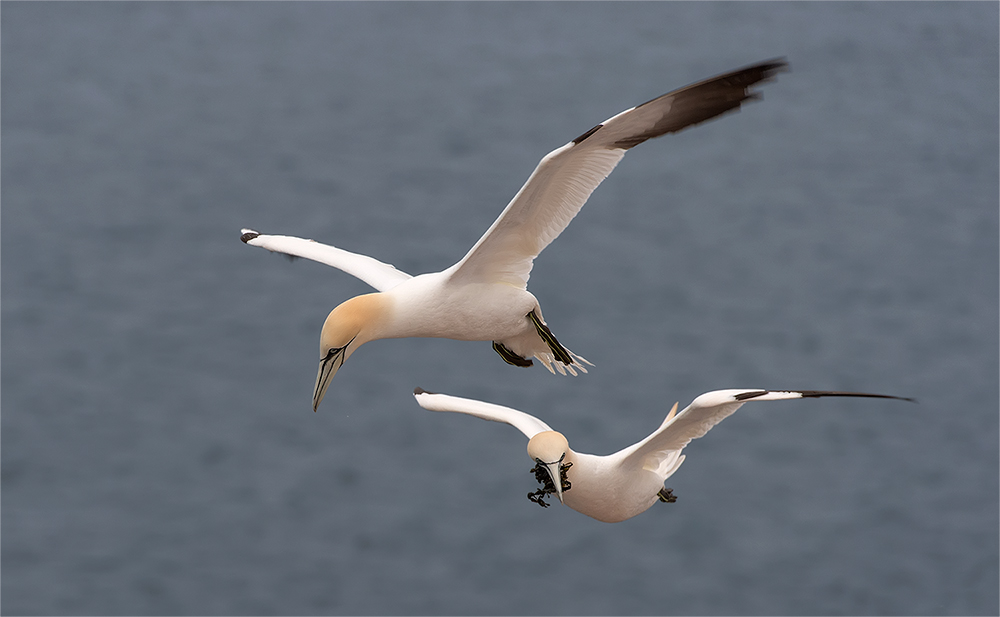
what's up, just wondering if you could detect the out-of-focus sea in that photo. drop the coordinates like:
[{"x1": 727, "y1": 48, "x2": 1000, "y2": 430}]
[{"x1": 3, "y1": 3, "x2": 997, "y2": 615}]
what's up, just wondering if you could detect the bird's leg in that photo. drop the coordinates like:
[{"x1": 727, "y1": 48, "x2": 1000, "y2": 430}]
[
  {"x1": 493, "y1": 341, "x2": 533, "y2": 367},
  {"x1": 657, "y1": 488, "x2": 677, "y2": 503},
  {"x1": 526, "y1": 310, "x2": 573, "y2": 365}
]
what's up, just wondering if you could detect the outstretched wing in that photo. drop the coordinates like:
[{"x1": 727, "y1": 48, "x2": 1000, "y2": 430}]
[
  {"x1": 619, "y1": 389, "x2": 912, "y2": 473},
  {"x1": 448, "y1": 59, "x2": 788, "y2": 288},
  {"x1": 240, "y1": 229, "x2": 412, "y2": 292},
  {"x1": 413, "y1": 388, "x2": 553, "y2": 440}
]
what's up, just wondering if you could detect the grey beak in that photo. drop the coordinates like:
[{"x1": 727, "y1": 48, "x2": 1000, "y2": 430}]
[
  {"x1": 543, "y1": 461, "x2": 564, "y2": 504},
  {"x1": 313, "y1": 347, "x2": 346, "y2": 411}
]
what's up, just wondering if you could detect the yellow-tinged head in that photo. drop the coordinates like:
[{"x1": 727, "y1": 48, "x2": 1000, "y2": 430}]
[
  {"x1": 313, "y1": 293, "x2": 389, "y2": 412},
  {"x1": 527, "y1": 431, "x2": 571, "y2": 504}
]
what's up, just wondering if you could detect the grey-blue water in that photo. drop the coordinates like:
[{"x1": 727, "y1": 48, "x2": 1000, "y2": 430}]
[{"x1": 3, "y1": 3, "x2": 997, "y2": 615}]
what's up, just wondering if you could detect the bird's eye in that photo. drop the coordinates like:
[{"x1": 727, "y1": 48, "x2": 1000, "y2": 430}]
[{"x1": 323, "y1": 336, "x2": 356, "y2": 361}]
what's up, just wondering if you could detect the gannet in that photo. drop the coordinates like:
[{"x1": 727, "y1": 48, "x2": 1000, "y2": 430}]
[
  {"x1": 242, "y1": 59, "x2": 788, "y2": 411},
  {"x1": 413, "y1": 388, "x2": 912, "y2": 523}
]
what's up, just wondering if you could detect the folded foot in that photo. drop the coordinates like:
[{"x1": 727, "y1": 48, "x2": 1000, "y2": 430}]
[{"x1": 493, "y1": 341, "x2": 533, "y2": 367}]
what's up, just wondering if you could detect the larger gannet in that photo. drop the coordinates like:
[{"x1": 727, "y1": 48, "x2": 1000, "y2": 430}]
[
  {"x1": 413, "y1": 388, "x2": 912, "y2": 523},
  {"x1": 242, "y1": 59, "x2": 788, "y2": 411}
]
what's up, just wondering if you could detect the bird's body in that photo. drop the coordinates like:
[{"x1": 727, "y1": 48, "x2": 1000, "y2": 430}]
[
  {"x1": 381, "y1": 272, "x2": 541, "y2": 345},
  {"x1": 413, "y1": 388, "x2": 912, "y2": 523},
  {"x1": 548, "y1": 451, "x2": 678, "y2": 523},
  {"x1": 242, "y1": 59, "x2": 789, "y2": 410}
]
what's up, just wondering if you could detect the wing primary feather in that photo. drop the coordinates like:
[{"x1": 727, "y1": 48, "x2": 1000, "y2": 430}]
[
  {"x1": 733, "y1": 390, "x2": 769, "y2": 401},
  {"x1": 449, "y1": 59, "x2": 787, "y2": 289},
  {"x1": 734, "y1": 389, "x2": 915, "y2": 402},
  {"x1": 621, "y1": 386, "x2": 911, "y2": 472},
  {"x1": 610, "y1": 58, "x2": 789, "y2": 149}
]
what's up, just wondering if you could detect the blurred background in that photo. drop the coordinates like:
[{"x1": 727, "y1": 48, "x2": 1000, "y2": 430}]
[{"x1": 3, "y1": 3, "x2": 997, "y2": 615}]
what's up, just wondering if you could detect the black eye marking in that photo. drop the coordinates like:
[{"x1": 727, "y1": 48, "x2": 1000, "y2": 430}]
[{"x1": 323, "y1": 335, "x2": 358, "y2": 362}]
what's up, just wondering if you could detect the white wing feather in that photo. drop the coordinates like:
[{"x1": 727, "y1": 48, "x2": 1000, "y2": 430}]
[
  {"x1": 240, "y1": 229, "x2": 412, "y2": 292},
  {"x1": 448, "y1": 59, "x2": 788, "y2": 289},
  {"x1": 618, "y1": 388, "x2": 905, "y2": 473},
  {"x1": 413, "y1": 389, "x2": 553, "y2": 440},
  {"x1": 241, "y1": 60, "x2": 786, "y2": 293},
  {"x1": 447, "y1": 143, "x2": 626, "y2": 288}
]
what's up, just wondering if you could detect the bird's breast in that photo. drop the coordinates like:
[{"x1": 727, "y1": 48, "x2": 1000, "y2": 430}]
[{"x1": 561, "y1": 457, "x2": 665, "y2": 523}]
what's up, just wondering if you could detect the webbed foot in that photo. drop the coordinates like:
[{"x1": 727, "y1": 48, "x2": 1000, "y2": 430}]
[
  {"x1": 527, "y1": 309, "x2": 572, "y2": 365},
  {"x1": 493, "y1": 341, "x2": 533, "y2": 367}
]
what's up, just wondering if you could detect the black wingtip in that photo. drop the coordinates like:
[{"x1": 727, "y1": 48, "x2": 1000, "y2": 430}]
[
  {"x1": 610, "y1": 58, "x2": 792, "y2": 150},
  {"x1": 755, "y1": 57, "x2": 791, "y2": 76},
  {"x1": 414, "y1": 387, "x2": 436, "y2": 396},
  {"x1": 795, "y1": 390, "x2": 916, "y2": 403},
  {"x1": 733, "y1": 58, "x2": 790, "y2": 83},
  {"x1": 735, "y1": 389, "x2": 914, "y2": 402},
  {"x1": 240, "y1": 230, "x2": 260, "y2": 243}
]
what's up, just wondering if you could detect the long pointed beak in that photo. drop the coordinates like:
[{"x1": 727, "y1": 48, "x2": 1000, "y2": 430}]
[
  {"x1": 544, "y1": 461, "x2": 565, "y2": 504},
  {"x1": 313, "y1": 348, "x2": 346, "y2": 412}
]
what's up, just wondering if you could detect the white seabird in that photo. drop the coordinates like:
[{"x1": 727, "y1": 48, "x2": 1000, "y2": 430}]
[
  {"x1": 413, "y1": 387, "x2": 912, "y2": 523},
  {"x1": 242, "y1": 59, "x2": 788, "y2": 411}
]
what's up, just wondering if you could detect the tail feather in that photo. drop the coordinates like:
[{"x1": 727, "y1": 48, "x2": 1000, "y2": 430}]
[{"x1": 535, "y1": 349, "x2": 591, "y2": 376}]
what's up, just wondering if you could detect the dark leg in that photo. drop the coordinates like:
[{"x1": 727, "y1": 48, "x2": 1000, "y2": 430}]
[
  {"x1": 657, "y1": 488, "x2": 677, "y2": 503},
  {"x1": 526, "y1": 310, "x2": 573, "y2": 365}
]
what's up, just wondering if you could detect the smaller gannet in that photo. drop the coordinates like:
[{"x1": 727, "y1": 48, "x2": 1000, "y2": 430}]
[
  {"x1": 242, "y1": 59, "x2": 788, "y2": 411},
  {"x1": 413, "y1": 388, "x2": 913, "y2": 523}
]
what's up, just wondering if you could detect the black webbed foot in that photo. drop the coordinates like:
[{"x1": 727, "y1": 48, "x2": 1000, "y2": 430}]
[
  {"x1": 493, "y1": 341, "x2": 533, "y2": 367},
  {"x1": 526, "y1": 310, "x2": 573, "y2": 365},
  {"x1": 657, "y1": 488, "x2": 677, "y2": 503}
]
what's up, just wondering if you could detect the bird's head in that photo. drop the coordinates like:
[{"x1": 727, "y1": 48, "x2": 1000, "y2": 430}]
[
  {"x1": 313, "y1": 293, "x2": 387, "y2": 411},
  {"x1": 527, "y1": 431, "x2": 571, "y2": 504}
]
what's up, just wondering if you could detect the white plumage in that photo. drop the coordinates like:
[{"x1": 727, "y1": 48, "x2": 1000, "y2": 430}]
[
  {"x1": 414, "y1": 388, "x2": 911, "y2": 523},
  {"x1": 242, "y1": 60, "x2": 788, "y2": 411}
]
